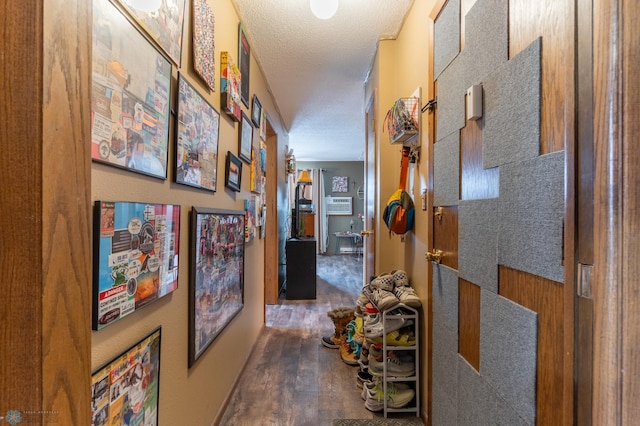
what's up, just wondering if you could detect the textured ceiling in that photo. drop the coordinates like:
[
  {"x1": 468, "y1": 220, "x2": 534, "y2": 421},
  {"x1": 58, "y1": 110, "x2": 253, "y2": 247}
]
[{"x1": 232, "y1": 0, "x2": 413, "y2": 161}]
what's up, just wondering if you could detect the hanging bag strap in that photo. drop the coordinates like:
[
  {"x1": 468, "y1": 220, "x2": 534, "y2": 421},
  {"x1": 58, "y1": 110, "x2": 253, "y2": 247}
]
[{"x1": 399, "y1": 147, "x2": 410, "y2": 191}]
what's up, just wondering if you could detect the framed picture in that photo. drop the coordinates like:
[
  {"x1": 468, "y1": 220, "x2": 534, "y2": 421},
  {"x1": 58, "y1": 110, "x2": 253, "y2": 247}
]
[
  {"x1": 115, "y1": 0, "x2": 186, "y2": 65},
  {"x1": 91, "y1": 327, "x2": 161, "y2": 426},
  {"x1": 189, "y1": 207, "x2": 245, "y2": 367},
  {"x1": 332, "y1": 176, "x2": 349, "y2": 192},
  {"x1": 250, "y1": 145, "x2": 263, "y2": 194},
  {"x1": 238, "y1": 23, "x2": 250, "y2": 107},
  {"x1": 92, "y1": 201, "x2": 180, "y2": 330},
  {"x1": 244, "y1": 196, "x2": 258, "y2": 242},
  {"x1": 220, "y1": 51, "x2": 242, "y2": 122},
  {"x1": 175, "y1": 74, "x2": 220, "y2": 191},
  {"x1": 238, "y1": 111, "x2": 253, "y2": 163},
  {"x1": 251, "y1": 95, "x2": 262, "y2": 127},
  {"x1": 259, "y1": 109, "x2": 267, "y2": 141},
  {"x1": 192, "y1": 0, "x2": 215, "y2": 91},
  {"x1": 91, "y1": 0, "x2": 172, "y2": 180},
  {"x1": 225, "y1": 151, "x2": 242, "y2": 192}
]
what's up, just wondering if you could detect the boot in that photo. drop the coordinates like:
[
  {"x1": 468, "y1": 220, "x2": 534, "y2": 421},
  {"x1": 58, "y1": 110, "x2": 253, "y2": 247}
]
[{"x1": 321, "y1": 306, "x2": 355, "y2": 349}]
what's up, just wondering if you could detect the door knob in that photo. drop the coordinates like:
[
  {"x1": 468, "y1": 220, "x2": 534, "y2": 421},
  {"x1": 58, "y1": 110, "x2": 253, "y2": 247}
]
[
  {"x1": 425, "y1": 249, "x2": 444, "y2": 263},
  {"x1": 361, "y1": 230, "x2": 374, "y2": 236}
]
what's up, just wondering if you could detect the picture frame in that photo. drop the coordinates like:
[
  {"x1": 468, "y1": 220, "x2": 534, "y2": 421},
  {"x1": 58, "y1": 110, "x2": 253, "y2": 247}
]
[
  {"x1": 91, "y1": 327, "x2": 162, "y2": 426},
  {"x1": 220, "y1": 51, "x2": 242, "y2": 122},
  {"x1": 225, "y1": 151, "x2": 243, "y2": 192},
  {"x1": 250, "y1": 145, "x2": 263, "y2": 194},
  {"x1": 192, "y1": 0, "x2": 216, "y2": 91},
  {"x1": 115, "y1": 0, "x2": 186, "y2": 65},
  {"x1": 244, "y1": 196, "x2": 259, "y2": 242},
  {"x1": 238, "y1": 23, "x2": 250, "y2": 107},
  {"x1": 91, "y1": 0, "x2": 172, "y2": 180},
  {"x1": 238, "y1": 111, "x2": 253, "y2": 163},
  {"x1": 332, "y1": 176, "x2": 349, "y2": 192},
  {"x1": 92, "y1": 201, "x2": 180, "y2": 330},
  {"x1": 189, "y1": 207, "x2": 245, "y2": 367},
  {"x1": 251, "y1": 95, "x2": 262, "y2": 127},
  {"x1": 175, "y1": 73, "x2": 220, "y2": 192},
  {"x1": 259, "y1": 109, "x2": 267, "y2": 141}
]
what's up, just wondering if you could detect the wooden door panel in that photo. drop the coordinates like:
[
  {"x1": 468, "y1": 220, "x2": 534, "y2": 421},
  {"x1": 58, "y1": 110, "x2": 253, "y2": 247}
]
[
  {"x1": 433, "y1": 205, "x2": 458, "y2": 270},
  {"x1": 459, "y1": 278, "x2": 481, "y2": 371},
  {"x1": 461, "y1": 117, "x2": 499, "y2": 200}
]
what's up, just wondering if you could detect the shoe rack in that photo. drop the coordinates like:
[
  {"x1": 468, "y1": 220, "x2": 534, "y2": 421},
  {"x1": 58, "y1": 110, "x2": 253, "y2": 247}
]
[{"x1": 381, "y1": 303, "x2": 420, "y2": 418}]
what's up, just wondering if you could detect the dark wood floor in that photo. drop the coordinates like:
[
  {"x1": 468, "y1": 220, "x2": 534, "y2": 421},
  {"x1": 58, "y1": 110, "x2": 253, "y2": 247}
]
[{"x1": 218, "y1": 255, "x2": 418, "y2": 425}]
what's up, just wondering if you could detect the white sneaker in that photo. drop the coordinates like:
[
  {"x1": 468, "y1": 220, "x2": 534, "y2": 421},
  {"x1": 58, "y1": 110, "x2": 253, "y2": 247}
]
[{"x1": 393, "y1": 286, "x2": 421, "y2": 308}]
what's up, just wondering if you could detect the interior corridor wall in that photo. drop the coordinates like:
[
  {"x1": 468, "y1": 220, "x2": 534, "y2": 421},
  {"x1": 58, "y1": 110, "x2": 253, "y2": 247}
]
[
  {"x1": 91, "y1": 0, "x2": 288, "y2": 424},
  {"x1": 365, "y1": 0, "x2": 437, "y2": 419}
]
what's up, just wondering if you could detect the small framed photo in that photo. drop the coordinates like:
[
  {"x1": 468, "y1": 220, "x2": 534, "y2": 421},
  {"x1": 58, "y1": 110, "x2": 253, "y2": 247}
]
[
  {"x1": 238, "y1": 23, "x2": 250, "y2": 107},
  {"x1": 225, "y1": 151, "x2": 243, "y2": 192},
  {"x1": 251, "y1": 95, "x2": 262, "y2": 127},
  {"x1": 238, "y1": 111, "x2": 253, "y2": 163}
]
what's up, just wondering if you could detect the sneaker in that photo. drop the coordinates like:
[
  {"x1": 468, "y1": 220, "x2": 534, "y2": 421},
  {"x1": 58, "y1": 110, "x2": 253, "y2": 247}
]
[
  {"x1": 346, "y1": 320, "x2": 362, "y2": 358},
  {"x1": 363, "y1": 314, "x2": 413, "y2": 338},
  {"x1": 370, "y1": 329, "x2": 416, "y2": 347},
  {"x1": 370, "y1": 274, "x2": 395, "y2": 292},
  {"x1": 365, "y1": 302, "x2": 379, "y2": 315},
  {"x1": 356, "y1": 370, "x2": 373, "y2": 389},
  {"x1": 393, "y1": 285, "x2": 421, "y2": 308},
  {"x1": 390, "y1": 270, "x2": 409, "y2": 287},
  {"x1": 368, "y1": 354, "x2": 415, "y2": 377},
  {"x1": 321, "y1": 335, "x2": 340, "y2": 349},
  {"x1": 364, "y1": 286, "x2": 399, "y2": 311},
  {"x1": 340, "y1": 338, "x2": 359, "y2": 366},
  {"x1": 364, "y1": 382, "x2": 415, "y2": 411}
]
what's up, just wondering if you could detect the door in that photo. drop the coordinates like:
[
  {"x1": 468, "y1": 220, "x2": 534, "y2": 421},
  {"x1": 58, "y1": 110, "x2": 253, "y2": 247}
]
[
  {"x1": 428, "y1": 0, "x2": 575, "y2": 424},
  {"x1": 363, "y1": 92, "x2": 377, "y2": 284},
  {"x1": 264, "y1": 119, "x2": 279, "y2": 306}
]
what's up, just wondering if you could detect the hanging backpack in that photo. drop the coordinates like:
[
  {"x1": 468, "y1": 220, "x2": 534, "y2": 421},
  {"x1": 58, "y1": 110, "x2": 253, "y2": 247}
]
[{"x1": 383, "y1": 147, "x2": 415, "y2": 235}]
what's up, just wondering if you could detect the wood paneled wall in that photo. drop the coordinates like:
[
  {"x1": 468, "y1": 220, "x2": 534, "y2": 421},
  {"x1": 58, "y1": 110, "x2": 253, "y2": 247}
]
[
  {"x1": 0, "y1": 1, "x2": 92, "y2": 424},
  {"x1": 592, "y1": 0, "x2": 640, "y2": 423}
]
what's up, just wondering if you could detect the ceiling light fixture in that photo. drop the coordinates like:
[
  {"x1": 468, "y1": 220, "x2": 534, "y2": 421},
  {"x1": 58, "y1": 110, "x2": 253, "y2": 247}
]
[
  {"x1": 310, "y1": 0, "x2": 338, "y2": 20},
  {"x1": 127, "y1": 0, "x2": 162, "y2": 13}
]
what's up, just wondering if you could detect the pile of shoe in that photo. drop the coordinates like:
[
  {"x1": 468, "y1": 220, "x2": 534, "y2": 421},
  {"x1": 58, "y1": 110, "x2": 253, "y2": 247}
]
[
  {"x1": 356, "y1": 271, "x2": 418, "y2": 412},
  {"x1": 362, "y1": 269, "x2": 421, "y2": 310},
  {"x1": 321, "y1": 270, "x2": 420, "y2": 412}
]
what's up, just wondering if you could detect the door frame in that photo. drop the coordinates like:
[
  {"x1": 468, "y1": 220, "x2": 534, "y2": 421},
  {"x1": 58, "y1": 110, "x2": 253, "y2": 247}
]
[{"x1": 363, "y1": 91, "x2": 377, "y2": 284}]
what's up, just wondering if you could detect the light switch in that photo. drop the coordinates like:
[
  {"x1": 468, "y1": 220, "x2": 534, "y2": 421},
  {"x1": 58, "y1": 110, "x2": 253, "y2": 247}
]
[{"x1": 466, "y1": 84, "x2": 483, "y2": 121}]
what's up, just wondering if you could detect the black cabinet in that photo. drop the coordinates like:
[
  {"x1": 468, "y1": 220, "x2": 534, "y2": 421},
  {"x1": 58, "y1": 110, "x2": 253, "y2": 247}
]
[{"x1": 285, "y1": 238, "x2": 316, "y2": 300}]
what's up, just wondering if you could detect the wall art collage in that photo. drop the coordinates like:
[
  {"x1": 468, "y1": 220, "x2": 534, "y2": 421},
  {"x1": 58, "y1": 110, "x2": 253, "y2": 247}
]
[{"x1": 89, "y1": 0, "x2": 268, "y2": 424}]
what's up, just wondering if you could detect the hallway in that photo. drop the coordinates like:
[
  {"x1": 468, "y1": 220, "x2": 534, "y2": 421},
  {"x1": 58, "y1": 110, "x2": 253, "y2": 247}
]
[{"x1": 218, "y1": 255, "x2": 423, "y2": 425}]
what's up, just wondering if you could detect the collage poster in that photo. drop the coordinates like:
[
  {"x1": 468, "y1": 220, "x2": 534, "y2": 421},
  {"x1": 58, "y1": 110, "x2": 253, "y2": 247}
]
[
  {"x1": 91, "y1": 0, "x2": 172, "y2": 179},
  {"x1": 190, "y1": 209, "x2": 245, "y2": 366},
  {"x1": 91, "y1": 328, "x2": 161, "y2": 426},
  {"x1": 94, "y1": 201, "x2": 180, "y2": 330}
]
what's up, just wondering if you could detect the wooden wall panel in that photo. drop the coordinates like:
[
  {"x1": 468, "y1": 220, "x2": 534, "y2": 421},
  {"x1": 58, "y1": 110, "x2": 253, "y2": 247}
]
[
  {"x1": 42, "y1": 1, "x2": 92, "y2": 424},
  {"x1": 460, "y1": 116, "x2": 499, "y2": 200},
  {"x1": 592, "y1": 0, "x2": 640, "y2": 423},
  {"x1": 509, "y1": 0, "x2": 575, "y2": 155},
  {"x1": 433, "y1": 205, "x2": 458, "y2": 270},
  {"x1": 499, "y1": 266, "x2": 564, "y2": 426},
  {"x1": 0, "y1": 1, "x2": 91, "y2": 424},
  {"x1": 0, "y1": 0, "x2": 44, "y2": 414},
  {"x1": 621, "y1": 1, "x2": 640, "y2": 421},
  {"x1": 458, "y1": 278, "x2": 481, "y2": 371}
]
